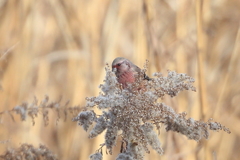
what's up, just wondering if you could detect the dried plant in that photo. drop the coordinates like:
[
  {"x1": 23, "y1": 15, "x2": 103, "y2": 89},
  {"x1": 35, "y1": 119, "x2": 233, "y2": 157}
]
[
  {"x1": 0, "y1": 96, "x2": 82, "y2": 126},
  {"x1": 0, "y1": 143, "x2": 58, "y2": 160},
  {"x1": 73, "y1": 64, "x2": 230, "y2": 160}
]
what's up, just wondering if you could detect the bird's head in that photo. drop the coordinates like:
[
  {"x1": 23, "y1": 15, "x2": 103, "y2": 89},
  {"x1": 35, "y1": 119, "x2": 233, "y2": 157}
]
[{"x1": 112, "y1": 57, "x2": 131, "y2": 74}]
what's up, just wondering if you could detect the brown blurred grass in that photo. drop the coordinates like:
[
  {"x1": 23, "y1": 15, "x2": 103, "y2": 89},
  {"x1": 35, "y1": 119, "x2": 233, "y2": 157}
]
[{"x1": 0, "y1": 0, "x2": 239, "y2": 159}]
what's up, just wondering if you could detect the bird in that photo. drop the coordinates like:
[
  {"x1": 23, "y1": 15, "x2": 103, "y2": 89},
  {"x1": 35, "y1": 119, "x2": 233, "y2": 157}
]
[{"x1": 111, "y1": 57, "x2": 151, "y2": 89}]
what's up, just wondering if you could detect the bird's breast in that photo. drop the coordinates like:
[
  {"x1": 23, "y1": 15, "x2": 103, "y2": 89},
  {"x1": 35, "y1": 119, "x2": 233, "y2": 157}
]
[{"x1": 118, "y1": 71, "x2": 135, "y2": 87}]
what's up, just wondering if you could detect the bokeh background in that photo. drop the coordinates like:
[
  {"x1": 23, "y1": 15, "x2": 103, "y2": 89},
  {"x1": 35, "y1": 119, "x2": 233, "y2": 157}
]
[{"x1": 0, "y1": 0, "x2": 239, "y2": 159}]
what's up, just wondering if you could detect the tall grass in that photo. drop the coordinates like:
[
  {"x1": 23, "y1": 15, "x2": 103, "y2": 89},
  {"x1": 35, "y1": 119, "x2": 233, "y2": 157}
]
[{"x1": 0, "y1": 0, "x2": 239, "y2": 159}]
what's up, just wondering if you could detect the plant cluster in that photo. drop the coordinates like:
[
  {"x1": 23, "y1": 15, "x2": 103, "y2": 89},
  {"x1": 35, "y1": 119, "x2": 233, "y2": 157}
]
[
  {"x1": 0, "y1": 143, "x2": 58, "y2": 160},
  {"x1": 0, "y1": 96, "x2": 82, "y2": 126},
  {"x1": 73, "y1": 64, "x2": 230, "y2": 160}
]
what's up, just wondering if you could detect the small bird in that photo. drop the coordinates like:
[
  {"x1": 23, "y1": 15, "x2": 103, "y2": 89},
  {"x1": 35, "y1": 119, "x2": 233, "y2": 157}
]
[{"x1": 112, "y1": 57, "x2": 151, "y2": 89}]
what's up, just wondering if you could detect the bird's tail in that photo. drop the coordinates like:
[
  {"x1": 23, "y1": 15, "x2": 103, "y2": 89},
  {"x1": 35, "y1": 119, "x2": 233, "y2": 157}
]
[{"x1": 144, "y1": 73, "x2": 152, "y2": 81}]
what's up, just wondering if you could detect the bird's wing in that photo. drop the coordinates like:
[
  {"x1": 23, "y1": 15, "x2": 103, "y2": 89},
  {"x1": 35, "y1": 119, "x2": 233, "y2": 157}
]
[{"x1": 132, "y1": 65, "x2": 151, "y2": 81}]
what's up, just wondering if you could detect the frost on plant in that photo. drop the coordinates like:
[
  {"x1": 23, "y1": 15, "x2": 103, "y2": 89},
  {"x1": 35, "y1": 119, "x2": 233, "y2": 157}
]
[
  {"x1": 0, "y1": 144, "x2": 58, "y2": 160},
  {"x1": 1, "y1": 96, "x2": 82, "y2": 126},
  {"x1": 90, "y1": 152, "x2": 103, "y2": 160},
  {"x1": 73, "y1": 64, "x2": 230, "y2": 160}
]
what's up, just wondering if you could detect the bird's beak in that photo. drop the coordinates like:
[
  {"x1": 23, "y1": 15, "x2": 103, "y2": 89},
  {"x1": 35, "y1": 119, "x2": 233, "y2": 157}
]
[{"x1": 112, "y1": 67, "x2": 117, "y2": 72}]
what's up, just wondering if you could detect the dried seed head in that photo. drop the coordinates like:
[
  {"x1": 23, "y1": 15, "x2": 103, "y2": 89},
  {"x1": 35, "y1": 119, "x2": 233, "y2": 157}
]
[{"x1": 75, "y1": 64, "x2": 230, "y2": 159}]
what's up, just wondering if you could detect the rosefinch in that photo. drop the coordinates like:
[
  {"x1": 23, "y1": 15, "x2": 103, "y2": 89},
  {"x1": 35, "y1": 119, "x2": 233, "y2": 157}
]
[{"x1": 112, "y1": 57, "x2": 151, "y2": 89}]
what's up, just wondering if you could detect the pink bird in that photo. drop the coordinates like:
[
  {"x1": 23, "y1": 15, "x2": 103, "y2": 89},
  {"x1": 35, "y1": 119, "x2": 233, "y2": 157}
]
[{"x1": 112, "y1": 57, "x2": 151, "y2": 89}]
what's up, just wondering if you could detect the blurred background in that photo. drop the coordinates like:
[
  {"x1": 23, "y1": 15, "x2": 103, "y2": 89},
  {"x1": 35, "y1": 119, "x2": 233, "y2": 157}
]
[{"x1": 0, "y1": 0, "x2": 239, "y2": 159}]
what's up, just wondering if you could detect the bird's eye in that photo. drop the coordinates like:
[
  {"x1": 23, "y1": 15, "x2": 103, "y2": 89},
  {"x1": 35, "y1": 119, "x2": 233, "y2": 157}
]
[{"x1": 117, "y1": 63, "x2": 121, "y2": 66}]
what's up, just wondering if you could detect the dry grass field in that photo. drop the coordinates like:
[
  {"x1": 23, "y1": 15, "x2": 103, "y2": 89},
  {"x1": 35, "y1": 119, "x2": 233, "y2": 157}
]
[{"x1": 0, "y1": 0, "x2": 239, "y2": 159}]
